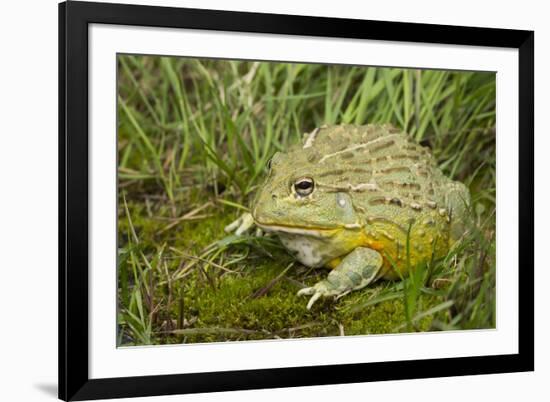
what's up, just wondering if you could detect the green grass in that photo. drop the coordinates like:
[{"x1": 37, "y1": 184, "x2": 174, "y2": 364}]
[{"x1": 116, "y1": 55, "x2": 496, "y2": 346}]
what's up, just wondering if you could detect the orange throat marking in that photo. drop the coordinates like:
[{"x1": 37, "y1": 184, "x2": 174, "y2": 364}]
[{"x1": 366, "y1": 239, "x2": 385, "y2": 251}]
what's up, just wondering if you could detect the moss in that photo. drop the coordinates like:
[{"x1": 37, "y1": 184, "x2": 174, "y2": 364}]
[{"x1": 174, "y1": 265, "x2": 440, "y2": 343}]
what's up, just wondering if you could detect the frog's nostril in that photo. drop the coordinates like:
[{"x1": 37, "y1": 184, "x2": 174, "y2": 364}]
[{"x1": 272, "y1": 194, "x2": 277, "y2": 200}]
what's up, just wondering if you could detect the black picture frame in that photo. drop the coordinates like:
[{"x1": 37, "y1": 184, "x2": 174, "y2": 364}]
[{"x1": 59, "y1": 1, "x2": 534, "y2": 400}]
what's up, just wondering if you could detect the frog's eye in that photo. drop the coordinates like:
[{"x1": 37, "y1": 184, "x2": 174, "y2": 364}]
[
  {"x1": 266, "y1": 158, "x2": 272, "y2": 170},
  {"x1": 293, "y1": 177, "x2": 315, "y2": 197}
]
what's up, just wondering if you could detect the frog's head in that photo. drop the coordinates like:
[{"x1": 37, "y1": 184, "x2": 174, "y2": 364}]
[{"x1": 251, "y1": 145, "x2": 360, "y2": 238}]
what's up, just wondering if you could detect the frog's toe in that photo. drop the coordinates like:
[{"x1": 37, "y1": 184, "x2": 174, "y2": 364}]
[
  {"x1": 224, "y1": 212, "x2": 255, "y2": 235},
  {"x1": 224, "y1": 218, "x2": 241, "y2": 233},
  {"x1": 306, "y1": 292, "x2": 323, "y2": 310},
  {"x1": 297, "y1": 286, "x2": 315, "y2": 297}
]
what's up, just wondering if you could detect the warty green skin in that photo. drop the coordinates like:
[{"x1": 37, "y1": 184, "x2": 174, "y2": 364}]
[{"x1": 231, "y1": 124, "x2": 471, "y2": 309}]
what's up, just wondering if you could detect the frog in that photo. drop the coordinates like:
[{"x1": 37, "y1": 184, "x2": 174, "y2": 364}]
[{"x1": 225, "y1": 124, "x2": 471, "y2": 309}]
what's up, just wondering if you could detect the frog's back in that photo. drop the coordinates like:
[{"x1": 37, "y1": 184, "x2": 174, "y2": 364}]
[{"x1": 300, "y1": 124, "x2": 470, "y2": 276}]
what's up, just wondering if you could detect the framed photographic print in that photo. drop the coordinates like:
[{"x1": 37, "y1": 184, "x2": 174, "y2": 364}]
[{"x1": 59, "y1": 1, "x2": 534, "y2": 400}]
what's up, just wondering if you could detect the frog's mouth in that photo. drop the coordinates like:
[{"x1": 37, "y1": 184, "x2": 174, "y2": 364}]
[{"x1": 254, "y1": 221, "x2": 340, "y2": 238}]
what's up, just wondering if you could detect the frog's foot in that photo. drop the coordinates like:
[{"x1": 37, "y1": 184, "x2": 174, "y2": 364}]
[
  {"x1": 297, "y1": 280, "x2": 342, "y2": 310},
  {"x1": 224, "y1": 212, "x2": 256, "y2": 235},
  {"x1": 297, "y1": 247, "x2": 383, "y2": 310}
]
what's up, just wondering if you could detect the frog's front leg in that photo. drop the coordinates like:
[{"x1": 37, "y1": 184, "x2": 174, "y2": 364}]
[{"x1": 297, "y1": 247, "x2": 383, "y2": 310}]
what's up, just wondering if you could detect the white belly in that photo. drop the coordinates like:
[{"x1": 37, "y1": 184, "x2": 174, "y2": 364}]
[{"x1": 278, "y1": 234, "x2": 330, "y2": 268}]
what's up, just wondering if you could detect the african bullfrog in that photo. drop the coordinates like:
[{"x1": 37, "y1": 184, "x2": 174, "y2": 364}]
[{"x1": 226, "y1": 124, "x2": 470, "y2": 309}]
